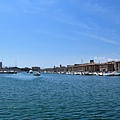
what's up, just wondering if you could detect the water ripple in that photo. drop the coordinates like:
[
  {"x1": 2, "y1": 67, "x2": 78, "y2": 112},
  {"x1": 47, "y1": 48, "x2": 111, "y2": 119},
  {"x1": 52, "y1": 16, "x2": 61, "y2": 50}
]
[{"x1": 0, "y1": 73, "x2": 120, "y2": 119}]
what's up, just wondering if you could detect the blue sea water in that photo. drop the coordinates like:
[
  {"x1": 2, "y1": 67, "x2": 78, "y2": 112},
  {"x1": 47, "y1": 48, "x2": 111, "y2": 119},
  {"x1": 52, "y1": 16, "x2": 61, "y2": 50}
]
[{"x1": 0, "y1": 73, "x2": 120, "y2": 120}]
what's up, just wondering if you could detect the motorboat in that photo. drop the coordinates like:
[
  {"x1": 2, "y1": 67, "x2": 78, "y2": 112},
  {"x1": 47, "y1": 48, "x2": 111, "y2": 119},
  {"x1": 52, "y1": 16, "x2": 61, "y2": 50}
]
[
  {"x1": 83, "y1": 72, "x2": 94, "y2": 76},
  {"x1": 29, "y1": 70, "x2": 33, "y2": 73},
  {"x1": 103, "y1": 71, "x2": 120, "y2": 76},
  {"x1": 34, "y1": 72, "x2": 40, "y2": 76}
]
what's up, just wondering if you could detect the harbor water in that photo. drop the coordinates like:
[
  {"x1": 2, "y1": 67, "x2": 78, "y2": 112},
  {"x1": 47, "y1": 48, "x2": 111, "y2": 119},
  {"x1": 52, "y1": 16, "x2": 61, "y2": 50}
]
[{"x1": 0, "y1": 73, "x2": 120, "y2": 119}]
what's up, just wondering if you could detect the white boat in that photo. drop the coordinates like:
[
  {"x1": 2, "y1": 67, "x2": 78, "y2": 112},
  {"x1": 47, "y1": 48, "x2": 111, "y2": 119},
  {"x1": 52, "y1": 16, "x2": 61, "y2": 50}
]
[
  {"x1": 29, "y1": 70, "x2": 33, "y2": 73},
  {"x1": 66, "y1": 72, "x2": 74, "y2": 75},
  {"x1": 34, "y1": 72, "x2": 40, "y2": 76},
  {"x1": 83, "y1": 72, "x2": 94, "y2": 76},
  {"x1": 96, "y1": 72, "x2": 103, "y2": 76},
  {"x1": 103, "y1": 71, "x2": 120, "y2": 76},
  {"x1": 73, "y1": 72, "x2": 81, "y2": 75}
]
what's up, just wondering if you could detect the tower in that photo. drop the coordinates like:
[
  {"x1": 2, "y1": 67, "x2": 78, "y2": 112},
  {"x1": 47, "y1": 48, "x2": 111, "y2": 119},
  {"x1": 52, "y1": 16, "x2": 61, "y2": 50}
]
[{"x1": 0, "y1": 62, "x2": 2, "y2": 68}]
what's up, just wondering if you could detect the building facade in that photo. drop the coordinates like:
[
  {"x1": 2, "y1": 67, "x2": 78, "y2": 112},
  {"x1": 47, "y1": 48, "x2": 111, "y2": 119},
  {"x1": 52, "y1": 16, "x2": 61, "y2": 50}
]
[
  {"x1": 100, "y1": 61, "x2": 115, "y2": 72},
  {"x1": 32, "y1": 66, "x2": 40, "y2": 71},
  {"x1": 0, "y1": 62, "x2": 2, "y2": 68},
  {"x1": 114, "y1": 61, "x2": 120, "y2": 71},
  {"x1": 42, "y1": 60, "x2": 120, "y2": 73}
]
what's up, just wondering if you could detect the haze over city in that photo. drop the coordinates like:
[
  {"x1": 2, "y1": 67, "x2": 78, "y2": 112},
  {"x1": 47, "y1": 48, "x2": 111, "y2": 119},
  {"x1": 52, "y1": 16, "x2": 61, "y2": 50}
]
[{"x1": 0, "y1": 0, "x2": 120, "y2": 68}]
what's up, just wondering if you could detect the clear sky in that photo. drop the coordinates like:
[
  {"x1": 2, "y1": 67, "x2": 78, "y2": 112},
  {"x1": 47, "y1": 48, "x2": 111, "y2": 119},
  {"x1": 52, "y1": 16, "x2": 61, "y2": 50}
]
[{"x1": 0, "y1": 0, "x2": 120, "y2": 68}]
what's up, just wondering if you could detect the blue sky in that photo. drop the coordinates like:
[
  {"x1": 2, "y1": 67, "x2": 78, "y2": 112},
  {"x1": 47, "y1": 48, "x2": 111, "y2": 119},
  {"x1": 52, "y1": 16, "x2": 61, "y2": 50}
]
[{"x1": 0, "y1": 0, "x2": 120, "y2": 68}]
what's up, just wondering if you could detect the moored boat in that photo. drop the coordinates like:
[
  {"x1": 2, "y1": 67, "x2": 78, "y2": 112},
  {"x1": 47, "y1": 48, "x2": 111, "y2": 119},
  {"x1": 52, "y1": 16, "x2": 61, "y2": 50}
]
[
  {"x1": 103, "y1": 71, "x2": 120, "y2": 76},
  {"x1": 83, "y1": 72, "x2": 94, "y2": 76}
]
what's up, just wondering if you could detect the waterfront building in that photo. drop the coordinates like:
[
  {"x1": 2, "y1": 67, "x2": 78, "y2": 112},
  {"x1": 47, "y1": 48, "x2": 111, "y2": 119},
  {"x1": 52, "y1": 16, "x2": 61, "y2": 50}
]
[
  {"x1": 53, "y1": 65, "x2": 66, "y2": 73},
  {"x1": 42, "y1": 67, "x2": 55, "y2": 73},
  {"x1": 67, "y1": 65, "x2": 74, "y2": 72},
  {"x1": 71, "y1": 60, "x2": 100, "y2": 72},
  {"x1": 32, "y1": 66, "x2": 40, "y2": 71},
  {"x1": 100, "y1": 61, "x2": 115, "y2": 72},
  {"x1": 54, "y1": 66, "x2": 59, "y2": 73},
  {"x1": 114, "y1": 61, "x2": 120, "y2": 71},
  {"x1": 72, "y1": 64, "x2": 84, "y2": 72},
  {"x1": 41, "y1": 60, "x2": 120, "y2": 73},
  {"x1": 0, "y1": 62, "x2": 2, "y2": 68},
  {"x1": 59, "y1": 65, "x2": 66, "y2": 73},
  {"x1": 84, "y1": 60, "x2": 99, "y2": 72},
  {"x1": 86, "y1": 63, "x2": 100, "y2": 72}
]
